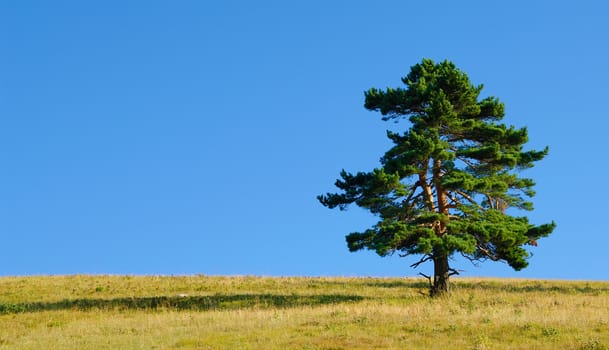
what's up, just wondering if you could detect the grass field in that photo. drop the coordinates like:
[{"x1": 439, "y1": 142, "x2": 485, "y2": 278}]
[{"x1": 0, "y1": 275, "x2": 608, "y2": 349}]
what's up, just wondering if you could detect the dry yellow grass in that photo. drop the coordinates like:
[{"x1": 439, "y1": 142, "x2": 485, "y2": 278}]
[{"x1": 0, "y1": 275, "x2": 608, "y2": 349}]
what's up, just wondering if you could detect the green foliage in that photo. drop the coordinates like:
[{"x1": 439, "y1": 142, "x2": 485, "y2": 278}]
[
  {"x1": 579, "y1": 338, "x2": 608, "y2": 350},
  {"x1": 319, "y1": 59, "x2": 555, "y2": 285}
]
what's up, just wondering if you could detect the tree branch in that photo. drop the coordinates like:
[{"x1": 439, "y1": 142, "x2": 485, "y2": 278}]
[
  {"x1": 476, "y1": 244, "x2": 500, "y2": 261},
  {"x1": 460, "y1": 252, "x2": 482, "y2": 266},
  {"x1": 455, "y1": 190, "x2": 483, "y2": 210},
  {"x1": 417, "y1": 272, "x2": 433, "y2": 296},
  {"x1": 418, "y1": 272, "x2": 432, "y2": 288},
  {"x1": 446, "y1": 192, "x2": 462, "y2": 207},
  {"x1": 448, "y1": 268, "x2": 462, "y2": 276},
  {"x1": 409, "y1": 255, "x2": 433, "y2": 268},
  {"x1": 401, "y1": 181, "x2": 422, "y2": 207},
  {"x1": 418, "y1": 161, "x2": 437, "y2": 212},
  {"x1": 455, "y1": 155, "x2": 478, "y2": 168}
]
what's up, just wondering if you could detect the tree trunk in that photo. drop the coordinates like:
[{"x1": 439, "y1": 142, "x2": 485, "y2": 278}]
[{"x1": 431, "y1": 254, "x2": 450, "y2": 297}]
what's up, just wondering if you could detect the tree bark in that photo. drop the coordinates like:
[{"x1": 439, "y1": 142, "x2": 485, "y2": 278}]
[
  {"x1": 431, "y1": 253, "x2": 450, "y2": 297},
  {"x1": 418, "y1": 172, "x2": 436, "y2": 211},
  {"x1": 431, "y1": 158, "x2": 450, "y2": 297},
  {"x1": 433, "y1": 159, "x2": 448, "y2": 217}
]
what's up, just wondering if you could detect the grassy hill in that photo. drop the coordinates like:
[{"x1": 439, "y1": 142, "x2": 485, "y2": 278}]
[{"x1": 0, "y1": 275, "x2": 608, "y2": 349}]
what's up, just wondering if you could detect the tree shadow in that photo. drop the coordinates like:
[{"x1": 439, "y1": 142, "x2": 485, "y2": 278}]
[
  {"x1": 0, "y1": 294, "x2": 365, "y2": 315},
  {"x1": 361, "y1": 280, "x2": 429, "y2": 289},
  {"x1": 452, "y1": 281, "x2": 609, "y2": 294}
]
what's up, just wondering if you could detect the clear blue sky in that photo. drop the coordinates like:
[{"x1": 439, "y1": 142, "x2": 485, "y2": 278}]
[{"x1": 1, "y1": 1, "x2": 608, "y2": 280}]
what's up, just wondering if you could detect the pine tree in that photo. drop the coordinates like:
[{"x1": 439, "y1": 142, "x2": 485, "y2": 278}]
[{"x1": 318, "y1": 59, "x2": 555, "y2": 296}]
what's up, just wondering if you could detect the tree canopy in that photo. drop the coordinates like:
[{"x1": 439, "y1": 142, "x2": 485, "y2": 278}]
[{"x1": 318, "y1": 59, "x2": 555, "y2": 296}]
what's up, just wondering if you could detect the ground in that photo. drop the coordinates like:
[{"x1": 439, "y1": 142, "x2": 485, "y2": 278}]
[{"x1": 1, "y1": 275, "x2": 608, "y2": 349}]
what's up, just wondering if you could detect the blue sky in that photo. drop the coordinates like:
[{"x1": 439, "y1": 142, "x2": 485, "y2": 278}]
[{"x1": 1, "y1": 1, "x2": 608, "y2": 280}]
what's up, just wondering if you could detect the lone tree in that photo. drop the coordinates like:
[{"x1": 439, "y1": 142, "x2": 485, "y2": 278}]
[{"x1": 318, "y1": 59, "x2": 555, "y2": 296}]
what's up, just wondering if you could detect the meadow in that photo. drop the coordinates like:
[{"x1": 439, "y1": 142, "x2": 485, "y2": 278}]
[{"x1": 0, "y1": 275, "x2": 608, "y2": 349}]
